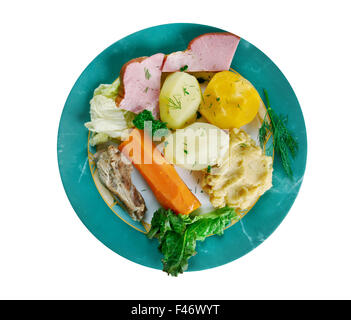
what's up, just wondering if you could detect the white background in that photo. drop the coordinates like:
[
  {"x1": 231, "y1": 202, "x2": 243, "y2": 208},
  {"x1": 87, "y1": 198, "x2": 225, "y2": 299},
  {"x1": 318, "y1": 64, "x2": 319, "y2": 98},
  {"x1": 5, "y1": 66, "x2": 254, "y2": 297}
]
[{"x1": 1, "y1": 0, "x2": 350, "y2": 300}]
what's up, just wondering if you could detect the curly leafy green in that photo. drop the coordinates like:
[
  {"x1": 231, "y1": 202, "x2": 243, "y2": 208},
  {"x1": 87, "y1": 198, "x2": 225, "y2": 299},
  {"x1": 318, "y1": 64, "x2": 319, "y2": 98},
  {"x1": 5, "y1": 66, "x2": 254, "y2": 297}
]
[
  {"x1": 133, "y1": 110, "x2": 168, "y2": 138},
  {"x1": 147, "y1": 207, "x2": 239, "y2": 276},
  {"x1": 147, "y1": 208, "x2": 187, "y2": 239}
]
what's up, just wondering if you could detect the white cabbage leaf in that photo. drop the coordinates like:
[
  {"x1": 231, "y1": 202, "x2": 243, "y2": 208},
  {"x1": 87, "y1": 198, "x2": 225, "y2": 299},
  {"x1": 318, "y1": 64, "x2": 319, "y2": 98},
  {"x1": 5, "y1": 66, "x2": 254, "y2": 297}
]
[
  {"x1": 84, "y1": 79, "x2": 134, "y2": 145},
  {"x1": 93, "y1": 78, "x2": 120, "y2": 99}
]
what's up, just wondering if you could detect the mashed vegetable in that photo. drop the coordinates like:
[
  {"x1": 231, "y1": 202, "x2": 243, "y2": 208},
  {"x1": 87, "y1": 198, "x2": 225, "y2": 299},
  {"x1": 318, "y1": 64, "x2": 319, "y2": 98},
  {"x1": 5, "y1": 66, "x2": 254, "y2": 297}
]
[{"x1": 201, "y1": 128, "x2": 273, "y2": 211}]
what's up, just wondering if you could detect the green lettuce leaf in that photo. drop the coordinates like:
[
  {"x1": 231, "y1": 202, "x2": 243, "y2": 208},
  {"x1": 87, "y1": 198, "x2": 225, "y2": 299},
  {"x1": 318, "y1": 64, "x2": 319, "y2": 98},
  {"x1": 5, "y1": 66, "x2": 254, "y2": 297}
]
[
  {"x1": 147, "y1": 208, "x2": 187, "y2": 239},
  {"x1": 187, "y1": 207, "x2": 238, "y2": 241},
  {"x1": 160, "y1": 230, "x2": 197, "y2": 277},
  {"x1": 147, "y1": 206, "x2": 239, "y2": 276}
]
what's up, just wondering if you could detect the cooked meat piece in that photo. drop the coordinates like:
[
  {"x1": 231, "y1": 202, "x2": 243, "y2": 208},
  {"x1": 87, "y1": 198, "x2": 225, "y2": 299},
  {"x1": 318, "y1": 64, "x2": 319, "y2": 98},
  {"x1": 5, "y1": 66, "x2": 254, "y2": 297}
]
[
  {"x1": 162, "y1": 33, "x2": 240, "y2": 72},
  {"x1": 95, "y1": 145, "x2": 146, "y2": 221},
  {"x1": 115, "y1": 53, "x2": 165, "y2": 118}
]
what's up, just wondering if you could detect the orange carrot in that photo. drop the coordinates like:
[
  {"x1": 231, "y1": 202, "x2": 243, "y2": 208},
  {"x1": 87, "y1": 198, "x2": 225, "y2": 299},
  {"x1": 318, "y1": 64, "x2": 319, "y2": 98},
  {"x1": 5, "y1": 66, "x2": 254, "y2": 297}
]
[{"x1": 119, "y1": 128, "x2": 201, "y2": 215}]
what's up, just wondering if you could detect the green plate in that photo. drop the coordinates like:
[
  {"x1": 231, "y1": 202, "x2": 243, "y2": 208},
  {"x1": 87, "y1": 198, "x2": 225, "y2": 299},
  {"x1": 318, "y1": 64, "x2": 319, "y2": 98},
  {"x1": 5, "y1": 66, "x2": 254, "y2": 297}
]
[{"x1": 57, "y1": 23, "x2": 307, "y2": 272}]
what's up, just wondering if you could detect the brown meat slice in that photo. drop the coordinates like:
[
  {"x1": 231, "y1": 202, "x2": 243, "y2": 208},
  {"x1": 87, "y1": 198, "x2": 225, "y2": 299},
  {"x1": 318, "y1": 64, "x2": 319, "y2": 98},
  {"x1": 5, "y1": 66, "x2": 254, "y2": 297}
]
[{"x1": 95, "y1": 145, "x2": 146, "y2": 221}]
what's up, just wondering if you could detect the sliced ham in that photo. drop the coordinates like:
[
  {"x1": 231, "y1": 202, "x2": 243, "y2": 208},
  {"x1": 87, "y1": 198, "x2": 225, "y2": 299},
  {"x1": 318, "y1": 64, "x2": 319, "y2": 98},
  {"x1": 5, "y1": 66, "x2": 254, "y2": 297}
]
[
  {"x1": 116, "y1": 53, "x2": 165, "y2": 117},
  {"x1": 162, "y1": 33, "x2": 240, "y2": 72},
  {"x1": 115, "y1": 33, "x2": 240, "y2": 117}
]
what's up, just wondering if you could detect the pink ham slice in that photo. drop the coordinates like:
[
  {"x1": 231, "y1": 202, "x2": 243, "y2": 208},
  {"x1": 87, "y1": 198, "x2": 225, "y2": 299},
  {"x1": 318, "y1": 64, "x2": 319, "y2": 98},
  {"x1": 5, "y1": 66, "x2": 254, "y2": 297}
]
[
  {"x1": 116, "y1": 53, "x2": 165, "y2": 117},
  {"x1": 162, "y1": 33, "x2": 240, "y2": 72}
]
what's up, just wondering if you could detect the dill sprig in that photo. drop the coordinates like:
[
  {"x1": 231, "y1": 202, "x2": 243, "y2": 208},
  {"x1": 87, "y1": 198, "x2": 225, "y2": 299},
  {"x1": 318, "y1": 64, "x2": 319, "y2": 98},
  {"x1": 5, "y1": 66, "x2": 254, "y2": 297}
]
[
  {"x1": 259, "y1": 113, "x2": 271, "y2": 148},
  {"x1": 168, "y1": 95, "x2": 182, "y2": 109},
  {"x1": 259, "y1": 89, "x2": 298, "y2": 178},
  {"x1": 144, "y1": 68, "x2": 151, "y2": 80}
]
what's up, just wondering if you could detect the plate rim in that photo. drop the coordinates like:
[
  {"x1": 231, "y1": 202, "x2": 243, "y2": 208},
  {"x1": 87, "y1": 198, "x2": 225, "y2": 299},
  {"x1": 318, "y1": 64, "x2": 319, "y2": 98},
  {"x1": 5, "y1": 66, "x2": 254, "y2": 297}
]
[{"x1": 57, "y1": 22, "x2": 307, "y2": 273}]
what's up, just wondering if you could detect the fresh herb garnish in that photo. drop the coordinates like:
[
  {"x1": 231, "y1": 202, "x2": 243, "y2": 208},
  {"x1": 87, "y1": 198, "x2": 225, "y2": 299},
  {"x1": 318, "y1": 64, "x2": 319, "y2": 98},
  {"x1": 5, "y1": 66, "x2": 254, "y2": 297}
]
[
  {"x1": 147, "y1": 207, "x2": 239, "y2": 276},
  {"x1": 184, "y1": 149, "x2": 188, "y2": 154},
  {"x1": 144, "y1": 68, "x2": 151, "y2": 80},
  {"x1": 144, "y1": 87, "x2": 149, "y2": 93},
  {"x1": 183, "y1": 87, "x2": 189, "y2": 95},
  {"x1": 180, "y1": 65, "x2": 188, "y2": 72},
  {"x1": 216, "y1": 97, "x2": 220, "y2": 102},
  {"x1": 259, "y1": 114, "x2": 271, "y2": 148},
  {"x1": 207, "y1": 165, "x2": 211, "y2": 173},
  {"x1": 259, "y1": 89, "x2": 298, "y2": 178},
  {"x1": 133, "y1": 110, "x2": 168, "y2": 138},
  {"x1": 168, "y1": 95, "x2": 182, "y2": 109}
]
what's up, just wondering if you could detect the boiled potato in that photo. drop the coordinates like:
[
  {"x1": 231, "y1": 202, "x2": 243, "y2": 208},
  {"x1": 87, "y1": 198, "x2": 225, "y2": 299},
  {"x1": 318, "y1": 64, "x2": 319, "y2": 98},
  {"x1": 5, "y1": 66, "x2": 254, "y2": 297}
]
[
  {"x1": 199, "y1": 70, "x2": 260, "y2": 129},
  {"x1": 159, "y1": 72, "x2": 202, "y2": 129},
  {"x1": 164, "y1": 122, "x2": 229, "y2": 171}
]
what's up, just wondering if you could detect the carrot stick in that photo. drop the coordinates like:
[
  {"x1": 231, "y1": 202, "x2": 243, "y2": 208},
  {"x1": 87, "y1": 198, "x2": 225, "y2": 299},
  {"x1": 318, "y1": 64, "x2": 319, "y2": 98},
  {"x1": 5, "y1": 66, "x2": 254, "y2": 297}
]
[{"x1": 119, "y1": 128, "x2": 201, "y2": 215}]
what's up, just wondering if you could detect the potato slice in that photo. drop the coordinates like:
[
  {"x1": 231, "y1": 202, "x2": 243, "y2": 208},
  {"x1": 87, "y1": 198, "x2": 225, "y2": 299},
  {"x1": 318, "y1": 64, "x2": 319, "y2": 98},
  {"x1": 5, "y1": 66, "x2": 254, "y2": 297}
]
[
  {"x1": 164, "y1": 122, "x2": 229, "y2": 171},
  {"x1": 159, "y1": 72, "x2": 202, "y2": 129}
]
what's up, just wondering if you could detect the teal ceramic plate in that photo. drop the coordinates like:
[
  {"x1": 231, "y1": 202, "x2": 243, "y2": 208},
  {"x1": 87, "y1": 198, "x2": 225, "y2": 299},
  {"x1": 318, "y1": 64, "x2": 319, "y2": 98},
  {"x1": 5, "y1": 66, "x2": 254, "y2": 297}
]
[{"x1": 57, "y1": 23, "x2": 307, "y2": 272}]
